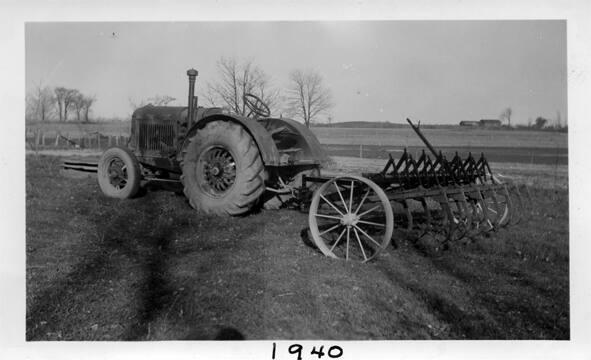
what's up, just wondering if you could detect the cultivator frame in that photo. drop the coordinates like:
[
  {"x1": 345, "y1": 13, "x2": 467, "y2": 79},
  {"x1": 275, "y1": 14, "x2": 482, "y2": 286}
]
[{"x1": 299, "y1": 119, "x2": 532, "y2": 262}]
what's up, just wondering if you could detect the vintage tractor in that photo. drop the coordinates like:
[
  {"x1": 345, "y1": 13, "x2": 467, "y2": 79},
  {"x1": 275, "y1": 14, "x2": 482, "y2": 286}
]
[
  {"x1": 63, "y1": 68, "x2": 531, "y2": 262},
  {"x1": 69, "y1": 69, "x2": 327, "y2": 215}
]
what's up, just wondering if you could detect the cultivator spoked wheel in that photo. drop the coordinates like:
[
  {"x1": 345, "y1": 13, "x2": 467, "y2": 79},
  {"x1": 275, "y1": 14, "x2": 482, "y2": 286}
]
[
  {"x1": 506, "y1": 184, "x2": 527, "y2": 225},
  {"x1": 308, "y1": 175, "x2": 394, "y2": 262}
]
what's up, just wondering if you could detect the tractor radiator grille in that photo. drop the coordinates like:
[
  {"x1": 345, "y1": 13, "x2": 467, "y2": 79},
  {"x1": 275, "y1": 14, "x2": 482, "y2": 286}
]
[{"x1": 138, "y1": 123, "x2": 175, "y2": 152}]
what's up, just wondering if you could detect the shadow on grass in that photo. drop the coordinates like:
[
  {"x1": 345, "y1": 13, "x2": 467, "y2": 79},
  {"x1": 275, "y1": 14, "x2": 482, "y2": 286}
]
[{"x1": 26, "y1": 187, "x2": 248, "y2": 340}]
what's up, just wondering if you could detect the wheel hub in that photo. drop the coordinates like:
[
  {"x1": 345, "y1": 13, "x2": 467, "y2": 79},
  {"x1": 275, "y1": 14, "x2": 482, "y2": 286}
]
[
  {"x1": 201, "y1": 146, "x2": 236, "y2": 196},
  {"x1": 341, "y1": 213, "x2": 359, "y2": 227},
  {"x1": 107, "y1": 158, "x2": 128, "y2": 189}
]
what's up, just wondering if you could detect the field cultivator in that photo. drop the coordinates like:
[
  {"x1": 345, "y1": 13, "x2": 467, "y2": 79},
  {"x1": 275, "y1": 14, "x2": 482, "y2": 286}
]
[{"x1": 300, "y1": 119, "x2": 532, "y2": 262}]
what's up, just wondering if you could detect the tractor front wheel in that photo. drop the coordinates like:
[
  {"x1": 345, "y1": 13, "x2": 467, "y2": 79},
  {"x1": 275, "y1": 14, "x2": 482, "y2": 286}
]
[
  {"x1": 97, "y1": 146, "x2": 142, "y2": 199},
  {"x1": 181, "y1": 121, "x2": 265, "y2": 215}
]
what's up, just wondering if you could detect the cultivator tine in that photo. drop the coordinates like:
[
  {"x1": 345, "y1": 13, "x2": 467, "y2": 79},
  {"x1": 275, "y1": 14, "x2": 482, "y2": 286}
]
[
  {"x1": 403, "y1": 199, "x2": 413, "y2": 231},
  {"x1": 380, "y1": 153, "x2": 395, "y2": 176},
  {"x1": 419, "y1": 197, "x2": 432, "y2": 234},
  {"x1": 452, "y1": 188, "x2": 473, "y2": 238},
  {"x1": 430, "y1": 188, "x2": 457, "y2": 245}
]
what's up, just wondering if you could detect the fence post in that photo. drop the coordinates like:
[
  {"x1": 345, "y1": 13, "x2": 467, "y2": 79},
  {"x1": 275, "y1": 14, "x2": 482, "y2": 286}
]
[
  {"x1": 96, "y1": 133, "x2": 100, "y2": 150},
  {"x1": 41, "y1": 132, "x2": 46, "y2": 146},
  {"x1": 35, "y1": 130, "x2": 41, "y2": 146},
  {"x1": 55, "y1": 134, "x2": 60, "y2": 147}
]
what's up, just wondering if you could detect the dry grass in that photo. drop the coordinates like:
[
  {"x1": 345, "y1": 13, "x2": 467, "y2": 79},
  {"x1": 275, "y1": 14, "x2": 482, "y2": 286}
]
[{"x1": 26, "y1": 155, "x2": 569, "y2": 340}]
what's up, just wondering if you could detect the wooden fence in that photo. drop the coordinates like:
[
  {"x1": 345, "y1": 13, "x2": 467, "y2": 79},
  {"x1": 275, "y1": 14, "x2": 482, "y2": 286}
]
[{"x1": 26, "y1": 129, "x2": 129, "y2": 151}]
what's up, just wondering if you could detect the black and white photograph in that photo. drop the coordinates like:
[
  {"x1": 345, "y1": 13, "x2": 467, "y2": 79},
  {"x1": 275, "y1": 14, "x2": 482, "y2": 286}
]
[{"x1": 2, "y1": 1, "x2": 591, "y2": 359}]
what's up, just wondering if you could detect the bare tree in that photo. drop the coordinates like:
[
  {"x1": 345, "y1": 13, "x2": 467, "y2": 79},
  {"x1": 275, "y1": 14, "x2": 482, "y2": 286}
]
[
  {"x1": 26, "y1": 84, "x2": 55, "y2": 122},
  {"x1": 534, "y1": 116, "x2": 548, "y2": 129},
  {"x1": 286, "y1": 69, "x2": 333, "y2": 128},
  {"x1": 129, "y1": 95, "x2": 176, "y2": 111},
  {"x1": 205, "y1": 57, "x2": 280, "y2": 116},
  {"x1": 499, "y1": 107, "x2": 513, "y2": 128},
  {"x1": 81, "y1": 95, "x2": 96, "y2": 122},
  {"x1": 54, "y1": 87, "x2": 79, "y2": 122},
  {"x1": 148, "y1": 95, "x2": 176, "y2": 106},
  {"x1": 71, "y1": 91, "x2": 84, "y2": 122}
]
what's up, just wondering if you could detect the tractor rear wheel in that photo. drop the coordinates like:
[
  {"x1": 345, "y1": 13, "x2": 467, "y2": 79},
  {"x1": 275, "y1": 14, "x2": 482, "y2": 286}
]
[
  {"x1": 181, "y1": 121, "x2": 265, "y2": 215},
  {"x1": 97, "y1": 146, "x2": 142, "y2": 199}
]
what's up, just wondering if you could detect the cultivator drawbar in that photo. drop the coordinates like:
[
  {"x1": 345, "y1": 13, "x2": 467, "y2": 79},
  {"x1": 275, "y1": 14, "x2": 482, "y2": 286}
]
[{"x1": 303, "y1": 119, "x2": 532, "y2": 262}]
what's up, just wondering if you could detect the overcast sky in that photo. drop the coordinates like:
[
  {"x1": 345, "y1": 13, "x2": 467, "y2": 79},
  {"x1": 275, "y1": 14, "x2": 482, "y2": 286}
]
[{"x1": 25, "y1": 21, "x2": 566, "y2": 125}]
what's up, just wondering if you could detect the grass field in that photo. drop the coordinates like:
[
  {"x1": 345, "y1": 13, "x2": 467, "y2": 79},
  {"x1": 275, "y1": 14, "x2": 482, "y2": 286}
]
[
  {"x1": 26, "y1": 122, "x2": 568, "y2": 167},
  {"x1": 26, "y1": 155, "x2": 569, "y2": 340},
  {"x1": 312, "y1": 127, "x2": 567, "y2": 149},
  {"x1": 26, "y1": 121, "x2": 567, "y2": 149}
]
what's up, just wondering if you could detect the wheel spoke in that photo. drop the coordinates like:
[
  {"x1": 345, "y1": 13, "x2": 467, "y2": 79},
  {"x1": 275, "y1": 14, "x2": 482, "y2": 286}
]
[
  {"x1": 329, "y1": 228, "x2": 347, "y2": 252},
  {"x1": 319, "y1": 223, "x2": 342, "y2": 236},
  {"x1": 357, "y1": 219, "x2": 386, "y2": 227},
  {"x1": 354, "y1": 189, "x2": 371, "y2": 214},
  {"x1": 349, "y1": 180, "x2": 355, "y2": 213},
  {"x1": 320, "y1": 194, "x2": 345, "y2": 216},
  {"x1": 358, "y1": 205, "x2": 380, "y2": 218},
  {"x1": 353, "y1": 227, "x2": 369, "y2": 262},
  {"x1": 314, "y1": 213, "x2": 343, "y2": 221},
  {"x1": 346, "y1": 227, "x2": 350, "y2": 260},
  {"x1": 353, "y1": 225, "x2": 382, "y2": 247},
  {"x1": 333, "y1": 182, "x2": 349, "y2": 213}
]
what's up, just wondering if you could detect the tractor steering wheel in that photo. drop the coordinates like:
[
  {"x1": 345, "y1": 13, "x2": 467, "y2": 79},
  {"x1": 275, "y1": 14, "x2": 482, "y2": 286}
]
[{"x1": 243, "y1": 93, "x2": 271, "y2": 118}]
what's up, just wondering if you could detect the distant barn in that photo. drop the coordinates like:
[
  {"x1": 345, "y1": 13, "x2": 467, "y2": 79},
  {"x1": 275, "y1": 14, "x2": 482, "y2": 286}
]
[
  {"x1": 479, "y1": 119, "x2": 502, "y2": 128},
  {"x1": 459, "y1": 120, "x2": 480, "y2": 127}
]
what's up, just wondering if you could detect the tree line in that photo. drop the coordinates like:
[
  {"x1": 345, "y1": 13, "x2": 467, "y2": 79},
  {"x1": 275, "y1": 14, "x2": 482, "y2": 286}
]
[
  {"x1": 500, "y1": 106, "x2": 567, "y2": 131},
  {"x1": 26, "y1": 85, "x2": 95, "y2": 123}
]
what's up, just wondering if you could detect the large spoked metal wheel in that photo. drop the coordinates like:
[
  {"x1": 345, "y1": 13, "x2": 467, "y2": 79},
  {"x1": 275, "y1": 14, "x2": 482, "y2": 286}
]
[
  {"x1": 308, "y1": 175, "x2": 394, "y2": 262},
  {"x1": 97, "y1": 146, "x2": 141, "y2": 199}
]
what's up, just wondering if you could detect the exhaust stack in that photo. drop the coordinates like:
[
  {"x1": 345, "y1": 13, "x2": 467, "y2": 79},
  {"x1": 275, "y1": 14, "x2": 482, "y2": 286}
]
[{"x1": 186, "y1": 68, "x2": 199, "y2": 127}]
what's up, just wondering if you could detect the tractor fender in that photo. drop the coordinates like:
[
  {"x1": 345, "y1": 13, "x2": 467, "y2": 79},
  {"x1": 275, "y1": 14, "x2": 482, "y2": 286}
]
[
  {"x1": 257, "y1": 117, "x2": 329, "y2": 165},
  {"x1": 179, "y1": 114, "x2": 282, "y2": 166}
]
